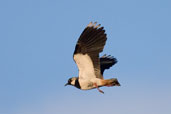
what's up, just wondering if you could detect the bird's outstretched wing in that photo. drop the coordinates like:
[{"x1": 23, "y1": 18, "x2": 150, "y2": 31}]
[
  {"x1": 100, "y1": 54, "x2": 117, "y2": 75},
  {"x1": 73, "y1": 22, "x2": 107, "y2": 79}
]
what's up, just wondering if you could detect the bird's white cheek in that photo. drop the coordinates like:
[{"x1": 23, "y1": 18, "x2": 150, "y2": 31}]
[{"x1": 71, "y1": 80, "x2": 75, "y2": 85}]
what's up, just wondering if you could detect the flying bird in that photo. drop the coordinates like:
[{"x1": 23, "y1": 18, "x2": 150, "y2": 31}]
[{"x1": 65, "y1": 22, "x2": 120, "y2": 93}]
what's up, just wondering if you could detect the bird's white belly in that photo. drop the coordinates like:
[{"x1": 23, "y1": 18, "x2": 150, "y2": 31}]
[
  {"x1": 79, "y1": 78, "x2": 102, "y2": 90},
  {"x1": 79, "y1": 80, "x2": 94, "y2": 90}
]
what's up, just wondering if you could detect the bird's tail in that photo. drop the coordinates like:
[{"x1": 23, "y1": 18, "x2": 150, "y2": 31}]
[{"x1": 102, "y1": 78, "x2": 121, "y2": 86}]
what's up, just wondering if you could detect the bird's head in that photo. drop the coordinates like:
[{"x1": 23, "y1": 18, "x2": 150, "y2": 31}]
[{"x1": 65, "y1": 77, "x2": 77, "y2": 86}]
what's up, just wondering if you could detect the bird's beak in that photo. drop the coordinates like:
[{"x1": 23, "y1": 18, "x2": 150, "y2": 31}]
[{"x1": 64, "y1": 83, "x2": 69, "y2": 86}]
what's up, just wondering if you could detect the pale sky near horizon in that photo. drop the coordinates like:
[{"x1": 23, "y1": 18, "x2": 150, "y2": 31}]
[{"x1": 0, "y1": 0, "x2": 171, "y2": 114}]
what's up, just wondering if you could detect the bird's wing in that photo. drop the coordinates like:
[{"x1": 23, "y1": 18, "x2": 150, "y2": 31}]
[
  {"x1": 73, "y1": 22, "x2": 107, "y2": 79},
  {"x1": 100, "y1": 54, "x2": 117, "y2": 75}
]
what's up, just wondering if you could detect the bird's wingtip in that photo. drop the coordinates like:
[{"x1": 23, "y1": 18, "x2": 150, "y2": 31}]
[{"x1": 87, "y1": 22, "x2": 101, "y2": 28}]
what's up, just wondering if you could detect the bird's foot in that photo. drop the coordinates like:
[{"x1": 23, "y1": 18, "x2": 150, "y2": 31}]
[
  {"x1": 98, "y1": 89, "x2": 104, "y2": 94},
  {"x1": 94, "y1": 83, "x2": 104, "y2": 94}
]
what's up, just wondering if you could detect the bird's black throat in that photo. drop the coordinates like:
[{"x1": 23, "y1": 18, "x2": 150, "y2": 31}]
[{"x1": 75, "y1": 78, "x2": 81, "y2": 89}]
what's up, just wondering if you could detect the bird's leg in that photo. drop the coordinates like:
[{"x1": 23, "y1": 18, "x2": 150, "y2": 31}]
[{"x1": 94, "y1": 83, "x2": 104, "y2": 94}]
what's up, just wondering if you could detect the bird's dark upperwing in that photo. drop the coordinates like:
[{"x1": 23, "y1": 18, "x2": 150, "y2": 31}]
[
  {"x1": 100, "y1": 55, "x2": 117, "y2": 75},
  {"x1": 73, "y1": 22, "x2": 107, "y2": 79}
]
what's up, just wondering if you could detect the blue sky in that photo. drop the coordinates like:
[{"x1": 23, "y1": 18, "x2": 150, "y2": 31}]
[{"x1": 0, "y1": 0, "x2": 171, "y2": 114}]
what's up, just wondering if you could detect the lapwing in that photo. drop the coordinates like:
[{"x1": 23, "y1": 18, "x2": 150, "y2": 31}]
[{"x1": 65, "y1": 22, "x2": 120, "y2": 94}]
